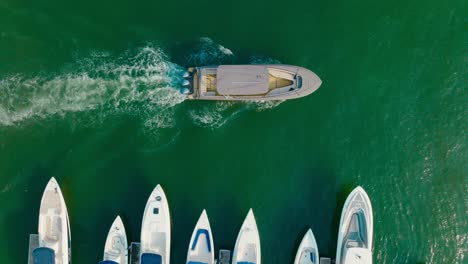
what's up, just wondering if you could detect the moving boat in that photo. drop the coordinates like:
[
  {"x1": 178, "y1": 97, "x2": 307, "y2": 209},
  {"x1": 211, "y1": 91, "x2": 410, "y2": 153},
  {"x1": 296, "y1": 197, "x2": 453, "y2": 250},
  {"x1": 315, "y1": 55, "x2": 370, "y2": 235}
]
[
  {"x1": 34, "y1": 177, "x2": 71, "y2": 264},
  {"x1": 183, "y1": 65, "x2": 321, "y2": 101},
  {"x1": 232, "y1": 209, "x2": 261, "y2": 264},
  {"x1": 140, "y1": 185, "x2": 171, "y2": 264},
  {"x1": 100, "y1": 216, "x2": 128, "y2": 264},
  {"x1": 335, "y1": 186, "x2": 373, "y2": 264},
  {"x1": 186, "y1": 210, "x2": 214, "y2": 264},
  {"x1": 294, "y1": 229, "x2": 319, "y2": 264}
]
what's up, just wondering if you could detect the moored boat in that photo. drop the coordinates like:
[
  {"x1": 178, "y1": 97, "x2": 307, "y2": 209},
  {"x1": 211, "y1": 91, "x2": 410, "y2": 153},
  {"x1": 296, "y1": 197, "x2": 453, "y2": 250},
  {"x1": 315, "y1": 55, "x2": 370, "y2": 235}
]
[
  {"x1": 335, "y1": 186, "x2": 373, "y2": 264},
  {"x1": 186, "y1": 210, "x2": 214, "y2": 264},
  {"x1": 140, "y1": 185, "x2": 171, "y2": 264},
  {"x1": 35, "y1": 177, "x2": 71, "y2": 264},
  {"x1": 232, "y1": 209, "x2": 261, "y2": 264},
  {"x1": 99, "y1": 216, "x2": 128, "y2": 264},
  {"x1": 294, "y1": 229, "x2": 319, "y2": 264}
]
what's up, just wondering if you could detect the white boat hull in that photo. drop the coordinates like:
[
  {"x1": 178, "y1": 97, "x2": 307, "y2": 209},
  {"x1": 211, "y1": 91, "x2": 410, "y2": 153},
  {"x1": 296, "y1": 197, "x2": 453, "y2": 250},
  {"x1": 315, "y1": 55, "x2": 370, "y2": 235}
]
[
  {"x1": 38, "y1": 177, "x2": 71, "y2": 264},
  {"x1": 102, "y1": 216, "x2": 128, "y2": 264},
  {"x1": 335, "y1": 186, "x2": 373, "y2": 264},
  {"x1": 294, "y1": 229, "x2": 319, "y2": 264},
  {"x1": 140, "y1": 185, "x2": 171, "y2": 264},
  {"x1": 186, "y1": 64, "x2": 321, "y2": 101},
  {"x1": 186, "y1": 210, "x2": 214, "y2": 264},
  {"x1": 232, "y1": 209, "x2": 261, "y2": 264}
]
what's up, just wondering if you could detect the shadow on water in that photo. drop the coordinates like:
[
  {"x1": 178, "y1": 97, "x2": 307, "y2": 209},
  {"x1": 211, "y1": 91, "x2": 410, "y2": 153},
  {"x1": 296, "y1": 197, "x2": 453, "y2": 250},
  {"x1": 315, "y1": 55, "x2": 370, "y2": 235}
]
[
  {"x1": 80, "y1": 169, "x2": 151, "y2": 263},
  {"x1": 170, "y1": 195, "x2": 245, "y2": 263},
  {"x1": 4, "y1": 166, "x2": 55, "y2": 263},
  {"x1": 279, "y1": 165, "x2": 337, "y2": 263}
]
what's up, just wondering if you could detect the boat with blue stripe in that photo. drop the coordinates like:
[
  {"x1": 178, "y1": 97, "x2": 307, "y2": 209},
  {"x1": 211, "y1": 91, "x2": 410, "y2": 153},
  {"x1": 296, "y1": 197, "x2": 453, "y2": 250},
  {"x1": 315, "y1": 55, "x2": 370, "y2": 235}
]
[{"x1": 186, "y1": 210, "x2": 214, "y2": 264}]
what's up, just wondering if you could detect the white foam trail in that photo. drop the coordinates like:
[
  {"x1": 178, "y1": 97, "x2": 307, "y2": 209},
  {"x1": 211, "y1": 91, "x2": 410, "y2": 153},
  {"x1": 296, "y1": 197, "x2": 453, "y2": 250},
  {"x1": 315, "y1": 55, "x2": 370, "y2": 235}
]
[
  {"x1": 189, "y1": 101, "x2": 246, "y2": 129},
  {"x1": 187, "y1": 37, "x2": 235, "y2": 65},
  {"x1": 251, "y1": 100, "x2": 285, "y2": 111},
  {"x1": 249, "y1": 55, "x2": 282, "y2": 64},
  {"x1": 0, "y1": 46, "x2": 186, "y2": 129}
]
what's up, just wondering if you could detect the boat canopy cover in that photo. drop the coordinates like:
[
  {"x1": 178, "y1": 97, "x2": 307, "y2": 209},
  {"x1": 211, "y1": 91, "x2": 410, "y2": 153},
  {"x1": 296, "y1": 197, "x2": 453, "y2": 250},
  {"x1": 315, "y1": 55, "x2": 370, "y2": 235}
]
[
  {"x1": 98, "y1": 261, "x2": 119, "y2": 264},
  {"x1": 216, "y1": 65, "x2": 269, "y2": 95},
  {"x1": 141, "y1": 253, "x2": 162, "y2": 264},
  {"x1": 33, "y1": 247, "x2": 55, "y2": 264}
]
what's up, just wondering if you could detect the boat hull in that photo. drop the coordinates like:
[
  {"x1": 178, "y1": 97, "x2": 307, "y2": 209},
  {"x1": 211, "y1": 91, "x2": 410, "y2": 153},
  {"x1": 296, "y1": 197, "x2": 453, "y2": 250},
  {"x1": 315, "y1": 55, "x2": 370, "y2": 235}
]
[
  {"x1": 335, "y1": 186, "x2": 373, "y2": 264},
  {"x1": 186, "y1": 210, "x2": 214, "y2": 264},
  {"x1": 103, "y1": 216, "x2": 128, "y2": 264},
  {"x1": 140, "y1": 185, "x2": 171, "y2": 264},
  {"x1": 232, "y1": 209, "x2": 261, "y2": 264},
  {"x1": 294, "y1": 229, "x2": 319, "y2": 264},
  {"x1": 186, "y1": 64, "x2": 321, "y2": 101},
  {"x1": 38, "y1": 177, "x2": 71, "y2": 264}
]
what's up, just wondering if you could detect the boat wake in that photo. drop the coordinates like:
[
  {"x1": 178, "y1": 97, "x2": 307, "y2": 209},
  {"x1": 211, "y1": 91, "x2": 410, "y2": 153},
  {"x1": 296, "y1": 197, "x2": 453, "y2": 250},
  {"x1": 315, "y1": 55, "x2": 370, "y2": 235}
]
[
  {"x1": 0, "y1": 39, "x2": 285, "y2": 133},
  {"x1": 0, "y1": 45, "x2": 186, "y2": 130}
]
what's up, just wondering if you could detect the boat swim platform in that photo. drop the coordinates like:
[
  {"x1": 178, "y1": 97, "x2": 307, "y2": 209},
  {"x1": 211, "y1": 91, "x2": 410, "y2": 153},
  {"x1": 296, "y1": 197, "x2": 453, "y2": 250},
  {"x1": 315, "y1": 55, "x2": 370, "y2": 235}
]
[
  {"x1": 29, "y1": 236, "x2": 332, "y2": 264},
  {"x1": 130, "y1": 242, "x2": 232, "y2": 264},
  {"x1": 28, "y1": 234, "x2": 39, "y2": 264}
]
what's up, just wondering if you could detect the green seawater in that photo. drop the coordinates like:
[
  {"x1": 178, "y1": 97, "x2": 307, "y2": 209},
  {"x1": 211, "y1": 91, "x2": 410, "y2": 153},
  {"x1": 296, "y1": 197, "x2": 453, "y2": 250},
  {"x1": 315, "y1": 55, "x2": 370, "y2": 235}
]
[{"x1": 0, "y1": 0, "x2": 467, "y2": 263}]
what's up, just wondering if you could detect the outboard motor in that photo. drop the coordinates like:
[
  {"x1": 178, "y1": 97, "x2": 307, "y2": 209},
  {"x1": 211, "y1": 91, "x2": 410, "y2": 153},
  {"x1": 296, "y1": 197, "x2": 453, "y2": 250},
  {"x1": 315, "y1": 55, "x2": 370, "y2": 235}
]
[{"x1": 181, "y1": 88, "x2": 191, "y2": 95}]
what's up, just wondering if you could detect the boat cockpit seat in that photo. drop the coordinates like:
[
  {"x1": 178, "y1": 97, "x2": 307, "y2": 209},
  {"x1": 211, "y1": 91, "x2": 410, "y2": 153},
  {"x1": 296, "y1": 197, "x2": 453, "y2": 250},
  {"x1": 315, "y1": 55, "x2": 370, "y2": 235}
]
[
  {"x1": 45, "y1": 216, "x2": 61, "y2": 242},
  {"x1": 141, "y1": 253, "x2": 162, "y2": 264},
  {"x1": 33, "y1": 247, "x2": 55, "y2": 264}
]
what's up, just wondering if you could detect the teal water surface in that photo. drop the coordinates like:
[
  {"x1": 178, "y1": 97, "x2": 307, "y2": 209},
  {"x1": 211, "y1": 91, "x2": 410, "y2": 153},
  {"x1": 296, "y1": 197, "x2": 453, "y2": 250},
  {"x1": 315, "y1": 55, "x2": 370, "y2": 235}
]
[{"x1": 0, "y1": 0, "x2": 467, "y2": 263}]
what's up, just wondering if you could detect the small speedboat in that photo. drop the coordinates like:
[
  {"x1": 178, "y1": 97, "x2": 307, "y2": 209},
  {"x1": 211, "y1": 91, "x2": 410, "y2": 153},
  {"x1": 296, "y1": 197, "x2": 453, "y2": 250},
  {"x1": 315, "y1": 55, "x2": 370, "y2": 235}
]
[
  {"x1": 183, "y1": 65, "x2": 321, "y2": 101},
  {"x1": 140, "y1": 185, "x2": 171, "y2": 264},
  {"x1": 294, "y1": 229, "x2": 319, "y2": 264},
  {"x1": 232, "y1": 209, "x2": 261, "y2": 264},
  {"x1": 186, "y1": 210, "x2": 214, "y2": 264},
  {"x1": 335, "y1": 186, "x2": 373, "y2": 264},
  {"x1": 34, "y1": 177, "x2": 71, "y2": 264},
  {"x1": 99, "y1": 216, "x2": 128, "y2": 264}
]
